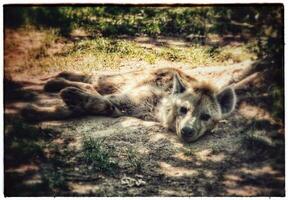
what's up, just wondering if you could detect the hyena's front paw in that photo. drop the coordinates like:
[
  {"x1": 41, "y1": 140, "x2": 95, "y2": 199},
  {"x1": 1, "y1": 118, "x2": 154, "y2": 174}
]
[
  {"x1": 21, "y1": 104, "x2": 43, "y2": 122},
  {"x1": 60, "y1": 87, "x2": 89, "y2": 112},
  {"x1": 44, "y1": 78, "x2": 69, "y2": 93},
  {"x1": 60, "y1": 87, "x2": 122, "y2": 116}
]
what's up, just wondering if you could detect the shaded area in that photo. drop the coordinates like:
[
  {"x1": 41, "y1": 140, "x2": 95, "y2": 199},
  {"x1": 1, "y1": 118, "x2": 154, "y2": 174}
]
[
  {"x1": 4, "y1": 59, "x2": 284, "y2": 196},
  {"x1": 4, "y1": 4, "x2": 284, "y2": 197},
  {"x1": 4, "y1": 118, "x2": 69, "y2": 196}
]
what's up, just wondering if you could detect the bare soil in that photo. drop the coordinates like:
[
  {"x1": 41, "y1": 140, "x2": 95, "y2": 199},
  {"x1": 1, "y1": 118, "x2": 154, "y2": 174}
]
[{"x1": 4, "y1": 29, "x2": 284, "y2": 197}]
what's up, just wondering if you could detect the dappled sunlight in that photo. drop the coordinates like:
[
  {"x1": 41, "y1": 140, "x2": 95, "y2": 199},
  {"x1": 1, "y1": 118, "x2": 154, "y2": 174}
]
[
  {"x1": 4, "y1": 5, "x2": 284, "y2": 196},
  {"x1": 225, "y1": 185, "x2": 272, "y2": 196},
  {"x1": 205, "y1": 170, "x2": 215, "y2": 178},
  {"x1": 68, "y1": 182, "x2": 100, "y2": 194},
  {"x1": 120, "y1": 117, "x2": 159, "y2": 128},
  {"x1": 5, "y1": 102, "x2": 27, "y2": 114},
  {"x1": 223, "y1": 174, "x2": 243, "y2": 188},
  {"x1": 159, "y1": 162, "x2": 198, "y2": 177},
  {"x1": 133, "y1": 36, "x2": 189, "y2": 49},
  {"x1": 119, "y1": 117, "x2": 185, "y2": 149},
  {"x1": 240, "y1": 165, "x2": 280, "y2": 176},
  {"x1": 159, "y1": 189, "x2": 191, "y2": 196},
  {"x1": 51, "y1": 138, "x2": 66, "y2": 145},
  {"x1": 222, "y1": 164, "x2": 284, "y2": 196},
  {"x1": 148, "y1": 132, "x2": 184, "y2": 149},
  {"x1": 70, "y1": 28, "x2": 90, "y2": 38},
  {"x1": 194, "y1": 149, "x2": 226, "y2": 162},
  {"x1": 87, "y1": 128, "x2": 121, "y2": 139},
  {"x1": 239, "y1": 102, "x2": 278, "y2": 124},
  {"x1": 41, "y1": 121, "x2": 65, "y2": 127},
  {"x1": 136, "y1": 146, "x2": 150, "y2": 155},
  {"x1": 148, "y1": 132, "x2": 167, "y2": 143},
  {"x1": 23, "y1": 174, "x2": 42, "y2": 186},
  {"x1": 5, "y1": 164, "x2": 39, "y2": 174},
  {"x1": 172, "y1": 152, "x2": 194, "y2": 162},
  {"x1": 5, "y1": 28, "x2": 54, "y2": 77},
  {"x1": 66, "y1": 136, "x2": 83, "y2": 150}
]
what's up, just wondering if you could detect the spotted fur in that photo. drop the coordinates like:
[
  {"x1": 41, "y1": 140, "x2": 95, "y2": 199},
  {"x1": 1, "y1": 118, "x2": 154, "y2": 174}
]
[{"x1": 22, "y1": 68, "x2": 236, "y2": 143}]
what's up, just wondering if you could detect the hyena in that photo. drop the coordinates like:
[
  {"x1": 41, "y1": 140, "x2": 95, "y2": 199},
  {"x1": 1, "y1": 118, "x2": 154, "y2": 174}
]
[{"x1": 22, "y1": 68, "x2": 236, "y2": 143}]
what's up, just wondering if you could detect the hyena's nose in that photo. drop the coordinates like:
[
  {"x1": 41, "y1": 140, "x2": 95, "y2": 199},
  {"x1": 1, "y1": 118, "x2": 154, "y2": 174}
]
[{"x1": 181, "y1": 127, "x2": 196, "y2": 138}]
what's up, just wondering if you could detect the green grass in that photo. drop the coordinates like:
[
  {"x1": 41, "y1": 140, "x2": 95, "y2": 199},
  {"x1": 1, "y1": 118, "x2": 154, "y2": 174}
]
[
  {"x1": 19, "y1": 30, "x2": 255, "y2": 76},
  {"x1": 242, "y1": 127, "x2": 283, "y2": 158},
  {"x1": 4, "y1": 119, "x2": 53, "y2": 163},
  {"x1": 82, "y1": 137, "x2": 118, "y2": 174},
  {"x1": 244, "y1": 131, "x2": 275, "y2": 149},
  {"x1": 42, "y1": 169, "x2": 68, "y2": 193},
  {"x1": 5, "y1": 25, "x2": 258, "y2": 77},
  {"x1": 269, "y1": 84, "x2": 284, "y2": 119},
  {"x1": 126, "y1": 147, "x2": 143, "y2": 172},
  {"x1": 183, "y1": 148, "x2": 195, "y2": 157},
  {"x1": 5, "y1": 6, "x2": 283, "y2": 71}
]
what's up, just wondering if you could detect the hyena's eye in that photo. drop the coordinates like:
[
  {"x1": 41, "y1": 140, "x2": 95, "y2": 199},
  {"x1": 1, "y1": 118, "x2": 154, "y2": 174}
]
[
  {"x1": 179, "y1": 106, "x2": 188, "y2": 115},
  {"x1": 199, "y1": 113, "x2": 211, "y2": 121}
]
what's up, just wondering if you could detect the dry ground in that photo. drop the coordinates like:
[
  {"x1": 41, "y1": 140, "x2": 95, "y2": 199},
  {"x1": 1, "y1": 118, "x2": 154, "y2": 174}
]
[{"x1": 4, "y1": 28, "x2": 284, "y2": 196}]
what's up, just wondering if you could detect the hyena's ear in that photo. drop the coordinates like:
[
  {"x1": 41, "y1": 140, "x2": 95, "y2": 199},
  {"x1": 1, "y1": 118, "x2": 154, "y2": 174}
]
[
  {"x1": 172, "y1": 73, "x2": 186, "y2": 94},
  {"x1": 216, "y1": 87, "x2": 236, "y2": 117}
]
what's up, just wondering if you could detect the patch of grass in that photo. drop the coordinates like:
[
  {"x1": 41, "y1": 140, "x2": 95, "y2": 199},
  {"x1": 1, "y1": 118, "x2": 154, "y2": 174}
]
[
  {"x1": 67, "y1": 38, "x2": 255, "y2": 66},
  {"x1": 82, "y1": 137, "x2": 118, "y2": 174},
  {"x1": 126, "y1": 147, "x2": 143, "y2": 172},
  {"x1": 33, "y1": 29, "x2": 59, "y2": 59},
  {"x1": 57, "y1": 38, "x2": 151, "y2": 68},
  {"x1": 242, "y1": 129, "x2": 282, "y2": 158},
  {"x1": 46, "y1": 143, "x2": 69, "y2": 167},
  {"x1": 269, "y1": 84, "x2": 284, "y2": 119},
  {"x1": 5, "y1": 119, "x2": 59, "y2": 164},
  {"x1": 243, "y1": 131, "x2": 275, "y2": 150},
  {"x1": 8, "y1": 139, "x2": 44, "y2": 160},
  {"x1": 6, "y1": 119, "x2": 57, "y2": 141},
  {"x1": 183, "y1": 148, "x2": 195, "y2": 157},
  {"x1": 5, "y1": 26, "x2": 257, "y2": 77},
  {"x1": 33, "y1": 35, "x2": 255, "y2": 74},
  {"x1": 214, "y1": 45, "x2": 257, "y2": 63},
  {"x1": 241, "y1": 128, "x2": 284, "y2": 164},
  {"x1": 42, "y1": 169, "x2": 68, "y2": 194}
]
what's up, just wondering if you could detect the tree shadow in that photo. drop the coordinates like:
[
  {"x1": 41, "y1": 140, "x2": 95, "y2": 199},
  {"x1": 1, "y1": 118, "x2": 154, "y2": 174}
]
[
  {"x1": 146, "y1": 134, "x2": 284, "y2": 196},
  {"x1": 4, "y1": 59, "x2": 284, "y2": 196}
]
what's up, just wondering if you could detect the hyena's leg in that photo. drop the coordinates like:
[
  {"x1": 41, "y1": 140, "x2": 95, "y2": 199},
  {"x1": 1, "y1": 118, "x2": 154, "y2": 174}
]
[
  {"x1": 21, "y1": 104, "x2": 76, "y2": 122},
  {"x1": 44, "y1": 78, "x2": 95, "y2": 93},
  {"x1": 56, "y1": 71, "x2": 92, "y2": 83},
  {"x1": 60, "y1": 87, "x2": 123, "y2": 117}
]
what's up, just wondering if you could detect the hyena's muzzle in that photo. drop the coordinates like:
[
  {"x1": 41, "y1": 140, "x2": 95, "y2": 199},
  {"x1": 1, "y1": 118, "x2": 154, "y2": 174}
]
[{"x1": 177, "y1": 116, "x2": 207, "y2": 143}]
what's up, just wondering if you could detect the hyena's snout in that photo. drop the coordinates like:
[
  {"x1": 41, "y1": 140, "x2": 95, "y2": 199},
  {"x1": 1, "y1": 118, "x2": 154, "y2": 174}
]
[
  {"x1": 177, "y1": 116, "x2": 201, "y2": 142},
  {"x1": 178, "y1": 118, "x2": 206, "y2": 143},
  {"x1": 181, "y1": 126, "x2": 196, "y2": 139}
]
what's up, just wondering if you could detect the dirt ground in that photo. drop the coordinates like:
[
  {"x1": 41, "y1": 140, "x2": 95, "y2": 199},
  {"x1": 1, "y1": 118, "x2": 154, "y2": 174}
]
[{"x1": 4, "y1": 29, "x2": 284, "y2": 196}]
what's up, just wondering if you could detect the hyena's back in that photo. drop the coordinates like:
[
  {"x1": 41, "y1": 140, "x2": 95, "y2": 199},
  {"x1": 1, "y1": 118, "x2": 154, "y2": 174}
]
[
  {"x1": 91, "y1": 68, "x2": 199, "y2": 95},
  {"x1": 23, "y1": 68, "x2": 201, "y2": 122}
]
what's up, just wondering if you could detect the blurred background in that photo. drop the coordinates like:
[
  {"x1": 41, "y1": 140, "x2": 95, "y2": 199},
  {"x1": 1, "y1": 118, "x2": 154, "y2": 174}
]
[{"x1": 4, "y1": 5, "x2": 283, "y2": 60}]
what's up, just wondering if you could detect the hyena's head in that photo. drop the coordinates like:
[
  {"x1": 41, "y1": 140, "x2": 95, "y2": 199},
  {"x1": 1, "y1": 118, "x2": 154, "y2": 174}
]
[{"x1": 158, "y1": 73, "x2": 236, "y2": 143}]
